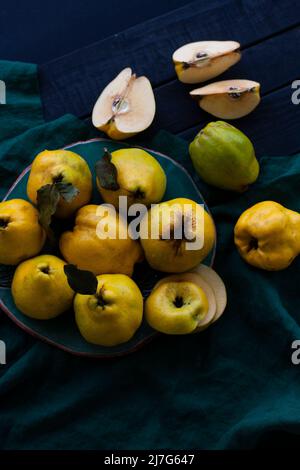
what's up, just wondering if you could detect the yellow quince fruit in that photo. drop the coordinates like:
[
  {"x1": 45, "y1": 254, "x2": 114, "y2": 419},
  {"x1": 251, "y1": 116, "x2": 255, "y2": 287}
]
[
  {"x1": 96, "y1": 148, "x2": 166, "y2": 209},
  {"x1": 0, "y1": 199, "x2": 45, "y2": 265},
  {"x1": 139, "y1": 198, "x2": 215, "y2": 272},
  {"x1": 234, "y1": 201, "x2": 300, "y2": 270},
  {"x1": 59, "y1": 204, "x2": 143, "y2": 276},
  {"x1": 74, "y1": 274, "x2": 143, "y2": 346},
  {"x1": 27, "y1": 149, "x2": 92, "y2": 218},
  {"x1": 11, "y1": 255, "x2": 74, "y2": 319},
  {"x1": 145, "y1": 278, "x2": 208, "y2": 334}
]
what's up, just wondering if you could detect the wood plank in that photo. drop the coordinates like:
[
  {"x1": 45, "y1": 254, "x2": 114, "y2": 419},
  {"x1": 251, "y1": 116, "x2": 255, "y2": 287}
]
[
  {"x1": 177, "y1": 85, "x2": 300, "y2": 157},
  {"x1": 39, "y1": 0, "x2": 300, "y2": 120},
  {"x1": 0, "y1": 0, "x2": 192, "y2": 63},
  {"x1": 151, "y1": 27, "x2": 300, "y2": 135}
]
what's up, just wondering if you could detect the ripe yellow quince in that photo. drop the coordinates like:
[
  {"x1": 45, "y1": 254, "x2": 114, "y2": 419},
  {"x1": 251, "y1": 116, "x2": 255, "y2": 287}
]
[
  {"x1": 96, "y1": 148, "x2": 166, "y2": 209},
  {"x1": 139, "y1": 198, "x2": 215, "y2": 272},
  {"x1": 74, "y1": 274, "x2": 143, "y2": 346},
  {"x1": 59, "y1": 204, "x2": 143, "y2": 276},
  {"x1": 145, "y1": 278, "x2": 208, "y2": 334},
  {"x1": 234, "y1": 201, "x2": 300, "y2": 270},
  {"x1": 145, "y1": 265, "x2": 227, "y2": 335},
  {"x1": 0, "y1": 199, "x2": 45, "y2": 265},
  {"x1": 11, "y1": 255, "x2": 74, "y2": 319},
  {"x1": 153, "y1": 272, "x2": 217, "y2": 331},
  {"x1": 27, "y1": 149, "x2": 92, "y2": 218}
]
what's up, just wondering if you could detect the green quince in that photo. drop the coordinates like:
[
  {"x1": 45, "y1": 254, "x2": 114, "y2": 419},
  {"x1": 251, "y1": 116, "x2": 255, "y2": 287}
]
[{"x1": 189, "y1": 121, "x2": 259, "y2": 192}]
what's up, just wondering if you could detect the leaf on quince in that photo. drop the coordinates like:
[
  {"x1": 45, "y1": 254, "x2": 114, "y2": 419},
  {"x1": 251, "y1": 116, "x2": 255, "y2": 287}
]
[
  {"x1": 95, "y1": 147, "x2": 120, "y2": 191},
  {"x1": 56, "y1": 182, "x2": 79, "y2": 202},
  {"x1": 37, "y1": 184, "x2": 60, "y2": 242},
  {"x1": 37, "y1": 182, "x2": 79, "y2": 242},
  {"x1": 64, "y1": 264, "x2": 98, "y2": 295}
]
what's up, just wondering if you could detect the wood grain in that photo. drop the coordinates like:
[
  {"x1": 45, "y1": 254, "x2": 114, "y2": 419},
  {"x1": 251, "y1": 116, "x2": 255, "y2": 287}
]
[
  {"x1": 178, "y1": 85, "x2": 300, "y2": 156},
  {"x1": 39, "y1": 0, "x2": 300, "y2": 121}
]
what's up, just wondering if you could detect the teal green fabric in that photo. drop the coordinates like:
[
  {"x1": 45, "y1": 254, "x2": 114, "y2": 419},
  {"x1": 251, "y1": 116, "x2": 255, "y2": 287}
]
[
  {"x1": 1, "y1": 61, "x2": 300, "y2": 450},
  {"x1": 0, "y1": 61, "x2": 97, "y2": 199}
]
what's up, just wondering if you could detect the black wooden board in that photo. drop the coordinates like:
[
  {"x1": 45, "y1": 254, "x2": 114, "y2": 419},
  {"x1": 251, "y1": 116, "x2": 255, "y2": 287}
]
[{"x1": 38, "y1": 0, "x2": 300, "y2": 156}]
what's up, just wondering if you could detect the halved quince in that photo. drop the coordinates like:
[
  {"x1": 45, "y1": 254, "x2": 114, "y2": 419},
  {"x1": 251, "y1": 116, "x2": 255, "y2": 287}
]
[
  {"x1": 192, "y1": 264, "x2": 227, "y2": 323},
  {"x1": 92, "y1": 67, "x2": 156, "y2": 140},
  {"x1": 173, "y1": 41, "x2": 241, "y2": 84},
  {"x1": 190, "y1": 79, "x2": 260, "y2": 119}
]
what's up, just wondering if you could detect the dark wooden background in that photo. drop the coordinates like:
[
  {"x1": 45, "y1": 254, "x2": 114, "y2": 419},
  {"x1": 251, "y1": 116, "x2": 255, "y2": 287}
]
[
  {"x1": 1, "y1": 0, "x2": 299, "y2": 155},
  {"x1": 1, "y1": 1, "x2": 299, "y2": 154},
  {"x1": 33, "y1": 0, "x2": 300, "y2": 159}
]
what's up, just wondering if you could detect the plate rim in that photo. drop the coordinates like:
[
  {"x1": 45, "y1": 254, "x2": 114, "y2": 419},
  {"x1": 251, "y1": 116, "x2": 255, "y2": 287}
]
[{"x1": 0, "y1": 137, "x2": 217, "y2": 359}]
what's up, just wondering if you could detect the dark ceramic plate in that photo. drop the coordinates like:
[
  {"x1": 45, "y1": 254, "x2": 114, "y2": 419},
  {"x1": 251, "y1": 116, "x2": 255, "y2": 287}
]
[{"x1": 0, "y1": 138, "x2": 216, "y2": 358}]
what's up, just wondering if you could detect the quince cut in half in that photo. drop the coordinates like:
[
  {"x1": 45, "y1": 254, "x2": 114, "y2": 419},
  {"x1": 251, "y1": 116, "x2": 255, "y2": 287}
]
[
  {"x1": 190, "y1": 79, "x2": 260, "y2": 119},
  {"x1": 192, "y1": 264, "x2": 227, "y2": 323},
  {"x1": 173, "y1": 40, "x2": 241, "y2": 84},
  {"x1": 92, "y1": 67, "x2": 156, "y2": 140}
]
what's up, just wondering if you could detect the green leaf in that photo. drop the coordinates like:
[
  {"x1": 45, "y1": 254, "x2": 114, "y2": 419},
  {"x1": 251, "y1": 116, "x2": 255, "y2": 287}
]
[
  {"x1": 56, "y1": 182, "x2": 79, "y2": 202},
  {"x1": 64, "y1": 264, "x2": 98, "y2": 295},
  {"x1": 37, "y1": 184, "x2": 60, "y2": 242},
  {"x1": 37, "y1": 182, "x2": 79, "y2": 242},
  {"x1": 95, "y1": 147, "x2": 120, "y2": 191}
]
